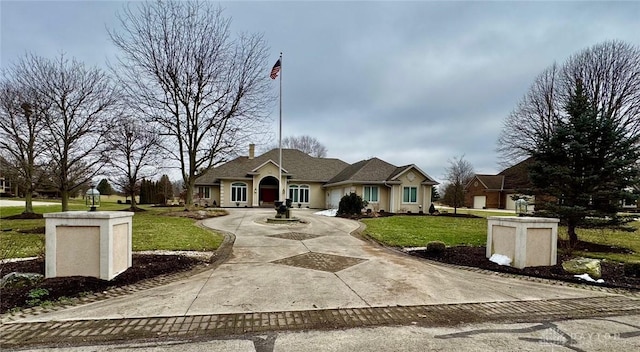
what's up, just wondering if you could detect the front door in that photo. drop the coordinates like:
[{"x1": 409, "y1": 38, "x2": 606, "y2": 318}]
[
  {"x1": 259, "y1": 176, "x2": 279, "y2": 206},
  {"x1": 261, "y1": 188, "x2": 277, "y2": 203}
]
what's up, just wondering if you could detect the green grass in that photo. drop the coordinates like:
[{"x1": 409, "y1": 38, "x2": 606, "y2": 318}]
[
  {"x1": 362, "y1": 215, "x2": 489, "y2": 247},
  {"x1": 559, "y1": 222, "x2": 640, "y2": 263},
  {"x1": 131, "y1": 208, "x2": 223, "y2": 251},
  {"x1": 362, "y1": 213, "x2": 640, "y2": 263},
  {"x1": 1, "y1": 199, "x2": 224, "y2": 258}
]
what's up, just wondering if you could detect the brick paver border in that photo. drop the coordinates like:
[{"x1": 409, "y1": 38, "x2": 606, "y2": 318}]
[{"x1": 2, "y1": 295, "x2": 639, "y2": 349}]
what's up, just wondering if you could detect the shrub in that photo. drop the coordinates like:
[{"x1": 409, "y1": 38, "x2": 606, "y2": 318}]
[
  {"x1": 26, "y1": 288, "x2": 49, "y2": 307},
  {"x1": 428, "y1": 203, "x2": 436, "y2": 214},
  {"x1": 337, "y1": 193, "x2": 368, "y2": 217},
  {"x1": 426, "y1": 241, "x2": 446, "y2": 255}
]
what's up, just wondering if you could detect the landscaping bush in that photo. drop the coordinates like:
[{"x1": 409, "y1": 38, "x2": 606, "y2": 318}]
[
  {"x1": 337, "y1": 193, "x2": 368, "y2": 217},
  {"x1": 426, "y1": 240, "x2": 446, "y2": 255}
]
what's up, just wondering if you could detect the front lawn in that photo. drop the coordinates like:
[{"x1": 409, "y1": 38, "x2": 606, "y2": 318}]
[
  {"x1": 362, "y1": 215, "x2": 488, "y2": 247},
  {"x1": 1, "y1": 200, "x2": 224, "y2": 258}
]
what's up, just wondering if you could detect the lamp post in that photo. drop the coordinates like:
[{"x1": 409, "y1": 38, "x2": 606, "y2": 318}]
[
  {"x1": 515, "y1": 198, "x2": 528, "y2": 217},
  {"x1": 86, "y1": 184, "x2": 101, "y2": 211}
]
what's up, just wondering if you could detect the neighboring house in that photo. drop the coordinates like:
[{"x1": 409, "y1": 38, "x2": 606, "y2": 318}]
[
  {"x1": 194, "y1": 145, "x2": 439, "y2": 213},
  {"x1": 464, "y1": 158, "x2": 534, "y2": 210},
  {"x1": 622, "y1": 185, "x2": 640, "y2": 210},
  {"x1": 0, "y1": 157, "x2": 15, "y2": 196},
  {"x1": 0, "y1": 176, "x2": 12, "y2": 196}
]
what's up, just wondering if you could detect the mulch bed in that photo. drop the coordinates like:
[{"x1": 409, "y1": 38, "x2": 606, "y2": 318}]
[
  {"x1": 1, "y1": 254, "x2": 205, "y2": 313},
  {"x1": 409, "y1": 244, "x2": 640, "y2": 291}
]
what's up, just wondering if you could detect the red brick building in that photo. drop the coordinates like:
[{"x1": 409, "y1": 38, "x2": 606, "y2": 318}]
[{"x1": 464, "y1": 159, "x2": 534, "y2": 210}]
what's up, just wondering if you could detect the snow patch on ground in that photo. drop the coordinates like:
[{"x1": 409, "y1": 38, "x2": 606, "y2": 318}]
[
  {"x1": 574, "y1": 273, "x2": 605, "y2": 283},
  {"x1": 489, "y1": 253, "x2": 512, "y2": 266},
  {"x1": 314, "y1": 209, "x2": 337, "y2": 217}
]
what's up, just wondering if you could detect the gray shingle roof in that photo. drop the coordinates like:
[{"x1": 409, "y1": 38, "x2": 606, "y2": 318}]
[
  {"x1": 327, "y1": 158, "x2": 399, "y2": 184},
  {"x1": 196, "y1": 149, "x2": 349, "y2": 184},
  {"x1": 326, "y1": 158, "x2": 438, "y2": 186},
  {"x1": 197, "y1": 150, "x2": 438, "y2": 187}
]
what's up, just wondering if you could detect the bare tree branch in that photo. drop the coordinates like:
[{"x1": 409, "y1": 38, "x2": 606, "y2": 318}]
[
  {"x1": 266, "y1": 135, "x2": 328, "y2": 157},
  {"x1": 0, "y1": 74, "x2": 49, "y2": 213},
  {"x1": 109, "y1": 1, "x2": 273, "y2": 205},
  {"x1": 106, "y1": 115, "x2": 164, "y2": 210},
  {"x1": 10, "y1": 53, "x2": 120, "y2": 211},
  {"x1": 498, "y1": 40, "x2": 640, "y2": 167},
  {"x1": 442, "y1": 155, "x2": 474, "y2": 214}
]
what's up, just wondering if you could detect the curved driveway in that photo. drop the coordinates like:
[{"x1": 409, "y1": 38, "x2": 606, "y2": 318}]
[{"x1": 12, "y1": 209, "x2": 617, "y2": 322}]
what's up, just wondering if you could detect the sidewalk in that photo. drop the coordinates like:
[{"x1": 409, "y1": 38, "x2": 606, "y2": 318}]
[{"x1": 2, "y1": 209, "x2": 638, "y2": 349}]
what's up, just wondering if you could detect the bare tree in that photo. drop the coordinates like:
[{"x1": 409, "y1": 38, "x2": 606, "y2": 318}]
[
  {"x1": 498, "y1": 40, "x2": 640, "y2": 164},
  {"x1": 16, "y1": 53, "x2": 120, "y2": 211},
  {"x1": 109, "y1": 0, "x2": 273, "y2": 205},
  {"x1": 443, "y1": 155, "x2": 474, "y2": 214},
  {"x1": 266, "y1": 135, "x2": 328, "y2": 157},
  {"x1": 106, "y1": 116, "x2": 163, "y2": 210},
  {"x1": 0, "y1": 78, "x2": 49, "y2": 215}
]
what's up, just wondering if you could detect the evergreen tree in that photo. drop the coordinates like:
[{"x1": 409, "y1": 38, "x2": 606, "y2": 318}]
[
  {"x1": 157, "y1": 174, "x2": 173, "y2": 204},
  {"x1": 530, "y1": 79, "x2": 640, "y2": 245},
  {"x1": 139, "y1": 178, "x2": 149, "y2": 204},
  {"x1": 96, "y1": 178, "x2": 114, "y2": 195},
  {"x1": 337, "y1": 193, "x2": 368, "y2": 217},
  {"x1": 431, "y1": 187, "x2": 440, "y2": 202}
]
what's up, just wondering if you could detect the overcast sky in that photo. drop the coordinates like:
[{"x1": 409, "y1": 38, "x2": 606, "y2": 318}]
[{"x1": 2, "y1": 1, "x2": 639, "y2": 184}]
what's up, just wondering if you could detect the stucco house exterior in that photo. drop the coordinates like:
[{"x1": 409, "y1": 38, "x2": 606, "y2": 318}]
[
  {"x1": 194, "y1": 145, "x2": 438, "y2": 213},
  {"x1": 464, "y1": 158, "x2": 534, "y2": 210}
]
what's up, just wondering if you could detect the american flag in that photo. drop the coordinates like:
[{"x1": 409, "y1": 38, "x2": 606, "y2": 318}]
[{"x1": 270, "y1": 59, "x2": 281, "y2": 79}]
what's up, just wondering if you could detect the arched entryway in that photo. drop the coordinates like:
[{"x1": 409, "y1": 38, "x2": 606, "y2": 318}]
[{"x1": 258, "y1": 176, "x2": 279, "y2": 207}]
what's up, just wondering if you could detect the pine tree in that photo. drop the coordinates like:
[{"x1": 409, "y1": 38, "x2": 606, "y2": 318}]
[
  {"x1": 139, "y1": 179, "x2": 149, "y2": 204},
  {"x1": 96, "y1": 178, "x2": 114, "y2": 195},
  {"x1": 157, "y1": 174, "x2": 173, "y2": 205},
  {"x1": 530, "y1": 79, "x2": 640, "y2": 245}
]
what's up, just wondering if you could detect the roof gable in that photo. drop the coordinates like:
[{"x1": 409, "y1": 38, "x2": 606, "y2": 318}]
[
  {"x1": 390, "y1": 164, "x2": 438, "y2": 185},
  {"x1": 250, "y1": 160, "x2": 288, "y2": 174},
  {"x1": 468, "y1": 174, "x2": 504, "y2": 190}
]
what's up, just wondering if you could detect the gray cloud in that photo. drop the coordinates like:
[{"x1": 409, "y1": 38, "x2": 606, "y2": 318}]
[{"x1": 2, "y1": 1, "x2": 639, "y2": 183}]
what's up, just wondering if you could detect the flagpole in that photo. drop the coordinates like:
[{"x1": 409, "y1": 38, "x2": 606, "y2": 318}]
[{"x1": 278, "y1": 52, "x2": 283, "y2": 202}]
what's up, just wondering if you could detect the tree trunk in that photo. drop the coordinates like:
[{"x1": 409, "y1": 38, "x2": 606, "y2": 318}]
[
  {"x1": 185, "y1": 177, "x2": 195, "y2": 206},
  {"x1": 23, "y1": 190, "x2": 34, "y2": 214},
  {"x1": 61, "y1": 190, "x2": 69, "y2": 212},
  {"x1": 567, "y1": 219, "x2": 578, "y2": 247}
]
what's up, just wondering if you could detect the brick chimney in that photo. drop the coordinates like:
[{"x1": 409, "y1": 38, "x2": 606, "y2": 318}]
[{"x1": 249, "y1": 144, "x2": 255, "y2": 159}]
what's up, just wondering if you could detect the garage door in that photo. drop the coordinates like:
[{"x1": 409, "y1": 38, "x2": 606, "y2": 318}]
[
  {"x1": 329, "y1": 189, "x2": 342, "y2": 209},
  {"x1": 473, "y1": 196, "x2": 486, "y2": 209}
]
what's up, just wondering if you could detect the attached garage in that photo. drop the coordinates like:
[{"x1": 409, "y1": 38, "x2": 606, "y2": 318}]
[
  {"x1": 328, "y1": 189, "x2": 342, "y2": 209},
  {"x1": 473, "y1": 196, "x2": 486, "y2": 209}
]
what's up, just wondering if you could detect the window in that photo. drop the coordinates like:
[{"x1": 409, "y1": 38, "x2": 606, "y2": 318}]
[
  {"x1": 198, "y1": 186, "x2": 210, "y2": 199},
  {"x1": 231, "y1": 182, "x2": 247, "y2": 202},
  {"x1": 363, "y1": 186, "x2": 379, "y2": 203},
  {"x1": 403, "y1": 186, "x2": 417, "y2": 203},
  {"x1": 288, "y1": 184, "x2": 309, "y2": 203}
]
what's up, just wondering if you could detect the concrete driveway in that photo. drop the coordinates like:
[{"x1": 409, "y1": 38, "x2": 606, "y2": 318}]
[{"x1": 9, "y1": 209, "x2": 620, "y2": 323}]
